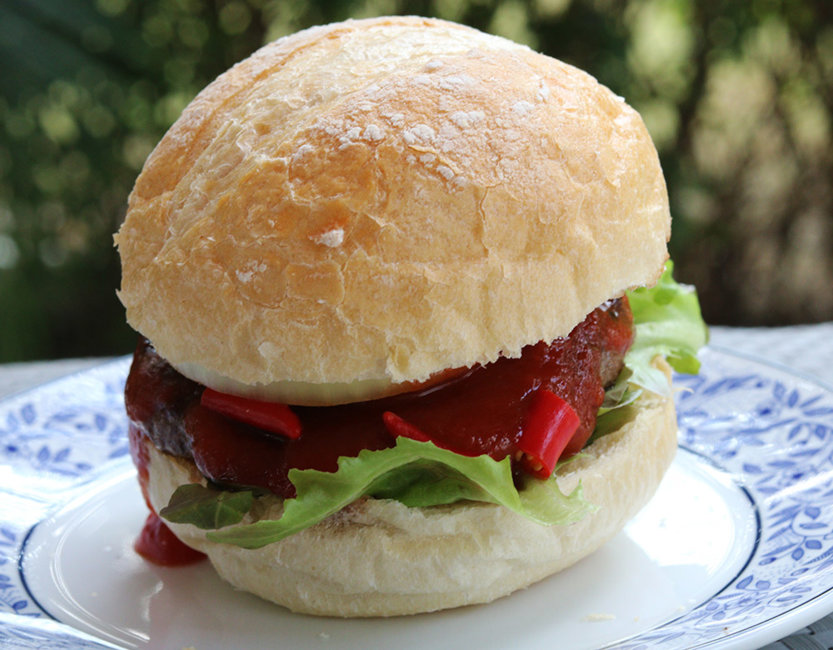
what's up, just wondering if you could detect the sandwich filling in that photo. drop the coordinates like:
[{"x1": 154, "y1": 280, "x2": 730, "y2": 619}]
[
  {"x1": 126, "y1": 298, "x2": 632, "y2": 501},
  {"x1": 125, "y1": 263, "x2": 707, "y2": 555}
]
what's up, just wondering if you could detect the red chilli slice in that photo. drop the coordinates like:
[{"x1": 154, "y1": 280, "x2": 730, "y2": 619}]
[
  {"x1": 382, "y1": 411, "x2": 432, "y2": 443},
  {"x1": 382, "y1": 411, "x2": 475, "y2": 455},
  {"x1": 518, "y1": 389, "x2": 581, "y2": 479},
  {"x1": 201, "y1": 388, "x2": 302, "y2": 439}
]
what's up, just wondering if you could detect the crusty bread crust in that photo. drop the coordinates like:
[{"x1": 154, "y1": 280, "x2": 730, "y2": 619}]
[
  {"x1": 142, "y1": 367, "x2": 677, "y2": 617},
  {"x1": 115, "y1": 16, "x2": 670, "y2": 396}
]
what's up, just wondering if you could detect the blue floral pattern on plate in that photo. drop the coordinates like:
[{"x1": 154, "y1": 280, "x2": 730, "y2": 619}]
[
  {"x1": 2, "y1": 350, "x2": 833, "y2": 649},
  {"x1": 0, "y1": 358, "x2": 131, "y2": 643}
]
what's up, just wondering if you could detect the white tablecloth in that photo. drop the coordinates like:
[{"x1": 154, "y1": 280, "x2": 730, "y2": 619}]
[{"x1": 2, "y1": 323, "x2": 833, "y2": 648}]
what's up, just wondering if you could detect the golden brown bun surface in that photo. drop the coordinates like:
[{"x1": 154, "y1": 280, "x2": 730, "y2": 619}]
[
  {"x1": 142, "y1": 370, "x2": 677, "y2": 617},
  {"x1": 116, "y1": 16, "x2": 670, "y2": 396}
]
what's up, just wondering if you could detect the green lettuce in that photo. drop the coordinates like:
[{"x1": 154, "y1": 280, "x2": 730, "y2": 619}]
[
  {"x1": 161, "y1": 484, "x2": 256, "y2": 529},
  {"x1": 626, "y1": 261, "x2": 709, "y2": 395},
  {"x1": 162, "y1": 261, "x2": 707, "y2": 548},
  {"x1": 206, "y1": 437, "x2": 592, "y2": 549},
  {"x1": 593, "y1": 262, "x2": 708, "y2": 437}
]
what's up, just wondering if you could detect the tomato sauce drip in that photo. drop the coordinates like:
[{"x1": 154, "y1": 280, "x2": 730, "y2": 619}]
[
  {"x1": 134, "y1": 512, "x2": 206, "y2": 566},
  {"x1": 125, "y1": 298, "x2": 633, "y2": 502},
  {"x1": 129, "y1": 418, "x2": 207, "y2": 566}
]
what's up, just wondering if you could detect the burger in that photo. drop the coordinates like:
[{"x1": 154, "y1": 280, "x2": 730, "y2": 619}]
[{"x1": 115, "y1": 16, "x2": 707, "y2": 617}]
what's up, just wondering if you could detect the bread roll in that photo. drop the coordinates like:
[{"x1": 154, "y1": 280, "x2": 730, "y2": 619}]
[
  {"x1": 115, "y1": 16, "x2": 670, "y2": 403},
  {"x1": 119, "y1": 16, "x2": 678, "y2": 618}
]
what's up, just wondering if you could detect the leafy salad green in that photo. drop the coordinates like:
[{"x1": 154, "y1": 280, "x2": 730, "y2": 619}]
[{"x1": 160, "y1": 262, "x2": 708, "y2": 549}]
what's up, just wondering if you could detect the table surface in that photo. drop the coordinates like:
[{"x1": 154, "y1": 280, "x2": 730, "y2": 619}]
[{"x1": 2, "y1": 322, "x2": 833, "y2": 649}]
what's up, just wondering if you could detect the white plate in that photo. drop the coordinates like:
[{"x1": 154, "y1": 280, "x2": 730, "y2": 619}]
[{"x1": 2, "y1": 348, "x2": 833, "y2": 649}]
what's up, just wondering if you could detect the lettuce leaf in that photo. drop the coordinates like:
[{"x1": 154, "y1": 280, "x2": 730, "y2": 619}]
[
  {"x1": 160, "y1": 484, "x2": 255, "y2": 529},
  {"x1": 625, "y1": 261, "x2": 709, "y2": 396},
  {"x1": 592, "y1": 262, "x2": 708, "y2": 437},
  {"x1": 162, "y1": 260, "x2": 707, "y2": 548},
  {"x1": 205, "y1": 437, "x2": 592, "y2": 549}
]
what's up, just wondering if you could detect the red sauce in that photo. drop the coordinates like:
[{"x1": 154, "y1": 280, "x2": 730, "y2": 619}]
[
  {"x1": 134, "y1": 512, "x2": 206, "y2": 566},
  {"x1": 128, "y1": 422, "x2": 207, "y2": 566},
  {"x1": 125, "y1": 298, "x2": 633, "y2": 502}
]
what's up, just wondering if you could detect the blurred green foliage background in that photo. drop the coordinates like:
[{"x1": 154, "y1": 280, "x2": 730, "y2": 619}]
[{"x1": 1, "y1": 0, "x2": 831, "y2": 362}]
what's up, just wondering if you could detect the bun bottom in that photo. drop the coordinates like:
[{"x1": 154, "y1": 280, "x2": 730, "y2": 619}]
[{"x1": 141, "y1": 369, "x2": 677, "y2": 617}]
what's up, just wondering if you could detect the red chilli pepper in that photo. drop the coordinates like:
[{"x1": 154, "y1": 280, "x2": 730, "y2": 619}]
[
  {"x1": 201, "y1": 388, "x2": 302, "y2": 439},
  {"x1": 382, "y1": 411, "x2": 432, "y2": 443},
  {"x1": 382, "y1": 411, "x2": 495, "y2": 459},
  {"x1": 518, "y1": 389, "x2": 581, "y2": 479},
  {"x1": 383, "y1": 411, "x2": 477, "y2": 455}
]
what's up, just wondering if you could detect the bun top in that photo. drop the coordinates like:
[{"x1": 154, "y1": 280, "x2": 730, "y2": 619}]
[{"x1": 115, "y1": 16, "x2": 670, "y2": 403}]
